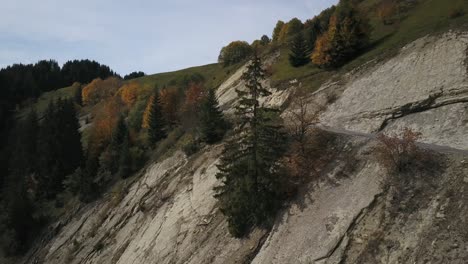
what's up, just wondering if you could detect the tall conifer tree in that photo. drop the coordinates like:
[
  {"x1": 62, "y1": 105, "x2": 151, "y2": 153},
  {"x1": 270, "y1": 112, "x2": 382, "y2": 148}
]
[
  {"x1": 215, "y1": 52, "x2": 287, "y2": 237},
  {"x1": 289, "y1": 33, "x2": 311, "y2": 67},
  {"x1": 200, "y1": 89, "x2": 227, "y2": 144},
  {"x1": 147, "y1": 92, "x2": 166, "y2": 145}
]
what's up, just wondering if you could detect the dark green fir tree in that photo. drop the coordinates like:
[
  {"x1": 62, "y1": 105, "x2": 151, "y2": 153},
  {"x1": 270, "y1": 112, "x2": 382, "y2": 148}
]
[
  {"x1": 200, "y1": 89, "x2": 227, "y2": 144},
  {"x1": 289, "y1": 33, "x2": 311, "y2": 67},
  {"x1": 148, "y1": 92, "x2": 166, "y2": 145},
  {"x1": 215, "y1": 52, "x2": 287, "y2": 237}
]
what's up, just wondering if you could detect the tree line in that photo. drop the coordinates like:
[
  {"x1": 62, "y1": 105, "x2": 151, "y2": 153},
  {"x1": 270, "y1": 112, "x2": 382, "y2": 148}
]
[{"x1": 0, "y1": 59, "x2": 117, "y2": 106}]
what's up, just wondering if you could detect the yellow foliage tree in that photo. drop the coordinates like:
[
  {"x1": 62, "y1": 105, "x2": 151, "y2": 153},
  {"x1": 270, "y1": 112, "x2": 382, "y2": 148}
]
[
  {"x1": 311, "y1": 7, "x2": 370, "y2": 68},
  {"x1": 311, "y1": 15, "x2": 337, "y2": 67},
  {"x1": 88, "y1": 97, "x2": 122, "y2": 155},
  {"x1": 81, "y1": 77, "x2": 122, "y2": 106},
  {"x1": 141, "y1": 95, "x2": 155, "y2": 129},
  {"x1": 119, "y1": 82, "x2": 140, "y2": 106},
  {"x1": 277, "y1": 23, "x2": 289, "y2": 43},
  {"x1": 160, "y1": 88, "x2": 180, "y2": 126}
]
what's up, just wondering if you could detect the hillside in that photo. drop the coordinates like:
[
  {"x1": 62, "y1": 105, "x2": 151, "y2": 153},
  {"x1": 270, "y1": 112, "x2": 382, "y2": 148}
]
[{"x1": 20, "y1": 30, "x2": 468, "y2": 264}]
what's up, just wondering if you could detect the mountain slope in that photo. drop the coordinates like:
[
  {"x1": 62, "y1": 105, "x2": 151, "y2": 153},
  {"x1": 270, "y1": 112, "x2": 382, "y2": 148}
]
[{"x1": 21, "y1": 30, "x2": 468, "y2": 264}]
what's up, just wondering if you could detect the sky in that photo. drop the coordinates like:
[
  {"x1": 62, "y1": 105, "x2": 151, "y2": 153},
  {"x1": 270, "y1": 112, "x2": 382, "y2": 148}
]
[{"x1": 0, "y1": 0, "x2": 338, "y2": 75}]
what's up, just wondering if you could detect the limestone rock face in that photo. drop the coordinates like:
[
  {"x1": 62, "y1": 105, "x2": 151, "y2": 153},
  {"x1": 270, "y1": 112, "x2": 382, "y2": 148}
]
[
  {"x1": 320, "y1": 31, "x2": 468, "y2": 148},
  {"x1": 23, "y1": 32, "x2": 468, "y2": 264}
]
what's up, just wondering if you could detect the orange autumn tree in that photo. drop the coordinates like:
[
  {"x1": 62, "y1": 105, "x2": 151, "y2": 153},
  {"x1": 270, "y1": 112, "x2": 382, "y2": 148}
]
[
  {"x1": 182, "y1": 83, "x2": 205, "y2": 113},
  {"x1": 119, "y1": 82, "x2": 140, "y2": 107},
  {"x1": 311, "y1": 15, "x2": 337, "y2": 67},
  {"x1": 181, "y1": 82, "x2": 205, "y2": 131},
  {"x1": 82, "y1": 77, "x2": 122, "y2": 105},
  {"x1": 88, "y1": 98, "x2": 122, "y2": 156},
  {"x1": 377, "y1": 0, "x2": 398, "y2": 25},
  {"x1": 160, "y1": 88, "x2": 180, "y2": 126}
]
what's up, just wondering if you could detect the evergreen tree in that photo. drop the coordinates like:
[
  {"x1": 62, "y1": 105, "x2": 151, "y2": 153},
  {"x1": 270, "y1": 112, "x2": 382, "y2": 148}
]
[
  {"x1": 117, "y1": 135, "x2": 131, "y2": 178},
  {"x1": 215, "y1": 52, "x2": 287, "y2": 237},
  {"x1": 102, "y1": 115, "x2": 128, "y2": 174},
  {"x1": 73, "y1": 83, "x2": 83, "y2": 106},
  {"x1": 111, "y1": 115, "x2": 127, "y2": 147},
  {"x1": 37, "y1": 99, "x2": 83, "y2": 198},
  {"x1": 3, "y1": 111, "x2": 40, "y2": 254},
  {"x1": 147, "y1": 92, "x2": 166, "y2": 145},
  {"x1": 304, "y1": 18, "x2": 322, "y2": 51},
  {"x1": 16, "y1": 110, "x2": 39, "y2": 175},
  {"x1": 289, "y1": 33, "x2": 311, "y2": 67},
  {"x1": 110, "y1": 115, "x2": 131, "y2": 178},
  {"x1": 57, "y1": 99, "x2": 83, "y2": 174},
  {"x1": 260, "y1": 35, "x2": 271, "y2": 46},
  {"x1": 37, "y1": 101, "x2": 60, "y2": 198},
  {"x1": 200, "y1": 89, "x2": 227, "y2": 144},
  {"x1": 79, "y1": 154, "x2": 99, "y2": 202},
  {"x1": 4, "y1": 177, "x2": 36, "y2": 254}
]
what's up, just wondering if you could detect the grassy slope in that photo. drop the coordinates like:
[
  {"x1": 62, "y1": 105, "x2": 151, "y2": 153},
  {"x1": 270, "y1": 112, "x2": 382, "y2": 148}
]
[
  {"x1": 134, "y1": 62, "x2": 240, "y2": 90},
  {"x1": 17, "y1": 85, "x2": 75, "y2": 119},
  {"x1": 271, "y1": 0, "x2": 468, "y2": 92}
]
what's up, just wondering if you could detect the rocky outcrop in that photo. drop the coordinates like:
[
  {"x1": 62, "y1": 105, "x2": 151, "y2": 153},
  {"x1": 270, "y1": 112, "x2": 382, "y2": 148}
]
[{"x1": 320, "y1": 31, "x2": 468, "y2": 148}]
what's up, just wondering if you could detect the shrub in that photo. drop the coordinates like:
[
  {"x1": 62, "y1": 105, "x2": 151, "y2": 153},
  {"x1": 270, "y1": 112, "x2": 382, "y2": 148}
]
[
  {"x1": 129, "y1": 146, "x2": 147, "y2": 171},
  {"x1": 218, "y1": 41, "x2": 253, "y2": 66},
  {"x1": 449, "y1": 7, "x2": 465, "y2": 19},
  {"x1": 181, "y1": 135, "x2": 201, "y2": 156},
  {"x1": 93, "y1": 241, "x2": 104, "y2": 252},
  {"x1": 153, "y1": 126, "x2": 184, "y2": 159},
  {"x1": 373, "y1": 128, "x2": 438, "y2": 176},
  {"x1": 376, "y1": 0, "x2": 398, "y2": 25}
]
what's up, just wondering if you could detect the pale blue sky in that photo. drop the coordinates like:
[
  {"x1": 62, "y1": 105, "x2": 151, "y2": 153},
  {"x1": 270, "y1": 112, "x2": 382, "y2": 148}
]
[{"x1": 1, "y1": 0, "x2": 337, "y2": 75}]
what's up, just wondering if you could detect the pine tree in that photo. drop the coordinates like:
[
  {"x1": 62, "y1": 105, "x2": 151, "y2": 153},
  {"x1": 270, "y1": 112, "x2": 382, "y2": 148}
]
[
  {"x1": 117, "y1": 135, "x2": 131, "y2": 178},
  {"x1": 200, "y1": 89, "x2": 227, "y2": 144},
  {"x1": 289, "y1": 33, "x2": 311, "y2": 67},
  {"x1": 57, "y1": 99, "x2": 83, "y2": 175},
  {"x1": 37, "y1": 99, "x2": 83, "y2": 198},
  {"x1": 102, "y1": 115, "x2": 128, "y2": 174},
  {"x1": 37, "y1": 100, "x2": 60, "y2": 198},
  {"x1": 147, "y1": 92, "x2": 166, "y2": 145},
  {"x1": 3, "y1": 110, "x2": 40, "y2": 253},
  {"x1": 12, "y1": 109, "x2": 39, "y2": 176},
  {"x1": 108, "y1": 115, "x2": 131, "y2": 178},
  {"x1": 79, "y1": 154, "x2": 99, "y2": 202},
  {"x1": 215, "y1": 52, "x2": 287, "y2": 237},
  {"x1": 73, "y1": 83, "x2": 83, "y2": 106}
]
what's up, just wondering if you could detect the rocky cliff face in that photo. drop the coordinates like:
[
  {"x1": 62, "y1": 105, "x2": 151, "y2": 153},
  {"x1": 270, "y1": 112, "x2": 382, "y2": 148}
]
[{"x1": 24, "y1": 31, "x2": 468, "y2": 264}]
